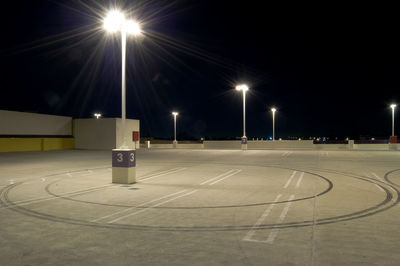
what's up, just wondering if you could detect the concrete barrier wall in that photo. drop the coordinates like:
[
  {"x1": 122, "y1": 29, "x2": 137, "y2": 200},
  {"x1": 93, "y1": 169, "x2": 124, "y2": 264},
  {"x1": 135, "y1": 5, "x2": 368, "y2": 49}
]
[
  {"x1": 177, "y1": 143, "x2": 204, "y2": 149},
  {"x1": 42, "y1": 138, "x2": 75, "y2": 151},
  {"x1": 248, "y1": 140, "x2": 314, "y2": 149},
  {"x1": 150, "y1": 144, "x2": 173, "y2": 149},
  {"x1": 203, "y1": 141, "x2": 241, "y2": 149},
  {"x1": 0, "y1": 110, "x2": 72, "y2": 135},
  {"x1": 313, "y1": 144, "x2": 350, "y2": 150},
  {"x1": 0, "y1": 138, "x2": 74, "y2": 152},
  {"x1": 145, "y1": 140, "x2": 398, "y2": 151},
  {"x1": 353, "y1": 144, "x2": 389, "y2": 150}
]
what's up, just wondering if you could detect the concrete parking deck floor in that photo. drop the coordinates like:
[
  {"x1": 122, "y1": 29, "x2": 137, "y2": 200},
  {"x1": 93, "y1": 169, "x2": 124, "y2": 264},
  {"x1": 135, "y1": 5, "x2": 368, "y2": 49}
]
[{"x1": 1, "y1": 149, "x2": 399, "y2": 265}]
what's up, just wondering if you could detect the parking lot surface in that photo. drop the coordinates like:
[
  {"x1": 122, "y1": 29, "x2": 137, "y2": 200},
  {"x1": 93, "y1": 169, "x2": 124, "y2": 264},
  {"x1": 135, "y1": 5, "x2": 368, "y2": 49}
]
[{"x1": 1, "y1": 149, "x2": 399, "y2": 265}]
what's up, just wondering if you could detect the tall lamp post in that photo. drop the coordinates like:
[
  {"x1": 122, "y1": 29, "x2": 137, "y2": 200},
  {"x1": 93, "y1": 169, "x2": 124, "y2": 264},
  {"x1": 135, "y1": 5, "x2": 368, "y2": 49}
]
[
  {"x1": 236, "y1": 84, "x2": 249, "y2": 150},
  {"x1": 390, "y1": 104, "x2": 397, "y2": 143},
  {"x1": 271, "y1": 108, "x2": 277, "y2": 141},
  {"x1": 172, "y1": 112, "x2": 179, "y2": 148},
  {"x1": 104, "y1": 10, "x2": 141, "y2": 184}
]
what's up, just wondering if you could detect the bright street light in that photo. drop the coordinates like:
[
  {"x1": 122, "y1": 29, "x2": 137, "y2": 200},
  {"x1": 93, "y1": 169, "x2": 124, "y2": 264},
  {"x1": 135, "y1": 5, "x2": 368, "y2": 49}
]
[
  {"x1": 104, "y1": 10, "x2": 141, "y2": 149},
  {"x1": 390, "y1": 104, "x2": 396, "y2": 137},
  {"x1": 104, "y1": 10, "x2": 141, "y2": 35},
  {"x1": 271, "y1": 107, "x2": 277, "y2": 141},
  {"x1": 93, "y1": 113, "x2": 102, "y2": 119},
  {"x1": 236, "y1": 84, "x2": 249, "y2": 144},
  {"x1": 172, "y1": 112, "x2": 179, "y2": 145}
]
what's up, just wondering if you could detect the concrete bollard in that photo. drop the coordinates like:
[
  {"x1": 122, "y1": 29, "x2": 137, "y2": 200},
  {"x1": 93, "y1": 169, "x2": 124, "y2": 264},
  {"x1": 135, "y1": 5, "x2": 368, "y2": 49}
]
[
  {"x1": 348, "y1": 140, "x2": 354, "y2": 150},
  {"x1": 112, "y1": 149, "x2": 136, "y2": 184},
  {"x1": 241, "y1": 137, "x2": 248, "y2": 150}
]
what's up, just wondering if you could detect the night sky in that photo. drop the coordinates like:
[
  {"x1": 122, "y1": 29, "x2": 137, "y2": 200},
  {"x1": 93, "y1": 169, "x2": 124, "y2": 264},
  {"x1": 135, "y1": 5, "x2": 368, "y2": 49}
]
[{"x1": 1, "y1": 1, "x2": 399, "y2": 140}]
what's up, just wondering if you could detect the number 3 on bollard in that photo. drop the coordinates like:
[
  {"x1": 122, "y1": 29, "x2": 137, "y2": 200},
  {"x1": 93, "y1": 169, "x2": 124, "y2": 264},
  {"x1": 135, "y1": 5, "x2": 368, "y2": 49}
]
[
  {"x1": 117, "y1": 153, "x2": 124, "y2": 162},
  {"x1": 112, "y1": 150, "x2": 136, "y2": 167}
]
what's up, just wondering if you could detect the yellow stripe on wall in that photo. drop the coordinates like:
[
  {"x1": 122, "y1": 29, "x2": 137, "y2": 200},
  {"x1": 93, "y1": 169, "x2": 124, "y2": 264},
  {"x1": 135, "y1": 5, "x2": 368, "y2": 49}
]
[{"x1": 0, "y1": 138, "x2": 75, "y2": 152}]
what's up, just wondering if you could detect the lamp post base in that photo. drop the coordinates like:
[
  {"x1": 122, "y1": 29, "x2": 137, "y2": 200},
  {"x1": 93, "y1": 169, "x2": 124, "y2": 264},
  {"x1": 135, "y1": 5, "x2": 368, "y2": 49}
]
[
  {"x1": 173, "y1": 140, "x2": 178, "y2": 148},
  {"x1": 112, "y1": 149, "x2": 136, "y2": 184}
]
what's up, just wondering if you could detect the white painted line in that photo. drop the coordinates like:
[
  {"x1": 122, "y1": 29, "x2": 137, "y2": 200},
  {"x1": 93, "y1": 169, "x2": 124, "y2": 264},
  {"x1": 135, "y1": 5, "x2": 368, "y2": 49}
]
[
  {"x1": 108, "y1": 190, "x2": 198, "y2": 224},
  {"x1": 66, "y1": 173, "x2": 72, "y2": 177},
  {"x1": 295, "y1": 172, "x2": 304, "y2": 189},
  {"x1": 91, "y1": 189, "x2": 188, "y2": 222},
  {"x1": 265, "y1": 194, "x2": 295, "y2": 244},
  {"x1": 243, "y1": 194, "x2": 282, "y2": 241},
  {"x1": 208, "y1": 169, "x2": 242, "y2": 185},
  {"x1": 242, "y1": 238, "x2": 268, "y2": 243},
  {"x1": 284, "y1": 171, "x2": 297, "y2": 188},
  {"x1": 139, "y1": 168, "x2": 187, "y2": 182},
  {"x1": 374, "y1": 184, "x2": 385, "y2": 193},
  {"x1": 82, "y1": 170, "x2": 93, "y2": 176},
  {"x1": 200, "y1": 169, "x2": 237, "y2": 185}
]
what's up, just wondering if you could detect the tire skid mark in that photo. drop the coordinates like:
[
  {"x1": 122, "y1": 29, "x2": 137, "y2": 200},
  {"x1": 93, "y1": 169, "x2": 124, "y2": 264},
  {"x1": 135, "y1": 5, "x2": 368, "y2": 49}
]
[{"x1": 0, "y1": 166, "x2": 398, "y2": 232}]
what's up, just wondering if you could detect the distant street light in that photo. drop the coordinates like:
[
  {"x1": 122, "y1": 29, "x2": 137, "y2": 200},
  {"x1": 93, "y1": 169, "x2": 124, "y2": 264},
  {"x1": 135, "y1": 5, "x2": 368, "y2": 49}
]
[
  {"x1": 390, "y1": 104, "x2": 396, "y2": 137},
  {"x1": 236, "y1": 84, "x2": 249, "y2": 149},
  {"x1": 104, "y1": 10, "x2": 141, "y2": 149},
  {"x1": 93, "y1": 113, "x2": 102, "y2": 119},
  {"x1": 172, "y1": 112, "x2": 179, "y2": 146},
  {"x1": 271, "y1": 108, "x2": 277, "y2": 141}
]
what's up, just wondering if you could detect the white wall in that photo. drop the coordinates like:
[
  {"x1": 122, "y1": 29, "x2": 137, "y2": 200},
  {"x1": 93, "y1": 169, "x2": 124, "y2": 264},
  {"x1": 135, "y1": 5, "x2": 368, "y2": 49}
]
[
  {"x1": 74, "y1": 118, "x2": 116, "y2": 150},
  {"x1": 313, "y1": 144, "x2": 350, "y2": 150},
  {"x1": 203, "y1": 141, "x2": 241, "y2": 149},
  {"x1": 353, "y1": 144, "x2": 389, "y2": 150},
  {"x1": 150, "y1": 144, "x2": 174, "y2": 149},
  {"x1": 0, "y1": 110, "x2": 72, "y2": 135},
  {"x1": 177, "y1": 143, "x2": 204, "y2": 149},
  {"x1": 248, "y1": 140, "x2": 314, "y2": 149},
  {"x1": 115, "y1": 118, "x2": 140, "y2": 149}
]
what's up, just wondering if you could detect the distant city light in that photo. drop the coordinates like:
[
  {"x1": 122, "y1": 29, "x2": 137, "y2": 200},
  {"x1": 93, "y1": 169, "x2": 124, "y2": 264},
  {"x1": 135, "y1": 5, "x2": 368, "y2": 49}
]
[{"x1": 94, "y1": 113, "x2": 102, "y2": 119}]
